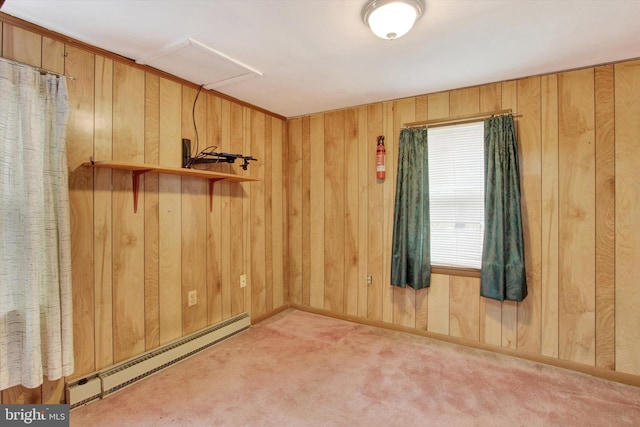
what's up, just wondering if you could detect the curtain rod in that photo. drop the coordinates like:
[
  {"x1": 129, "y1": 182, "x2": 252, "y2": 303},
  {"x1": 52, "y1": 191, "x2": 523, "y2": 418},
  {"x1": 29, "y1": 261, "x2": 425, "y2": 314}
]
[
  {"x1": 0, "y1": 56, "x2": 75, "y2": 80},
  {"x1": 402, "y1": 109, "x2": 517, "y2": 129}
]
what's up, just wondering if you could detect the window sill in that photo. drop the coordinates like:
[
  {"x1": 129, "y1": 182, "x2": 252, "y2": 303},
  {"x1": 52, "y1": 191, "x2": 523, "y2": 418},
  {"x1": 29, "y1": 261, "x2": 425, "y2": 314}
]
[{"x1": 431, "y1": 266, "x2": 481, "y2": 279}]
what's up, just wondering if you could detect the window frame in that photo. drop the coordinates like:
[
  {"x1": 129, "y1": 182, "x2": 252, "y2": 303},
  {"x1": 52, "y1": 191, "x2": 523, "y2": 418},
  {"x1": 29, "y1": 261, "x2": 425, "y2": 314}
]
[{"x1": 426, "y1": 119, "x2": 485, "y2": 276}]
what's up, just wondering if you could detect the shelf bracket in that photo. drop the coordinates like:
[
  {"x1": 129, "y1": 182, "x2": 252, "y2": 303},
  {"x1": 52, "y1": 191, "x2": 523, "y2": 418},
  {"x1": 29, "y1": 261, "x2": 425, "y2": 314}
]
[
  {"x1": 132, "y1": 169, "x2": 152, "y2": 213},
  {"x1": 208, "y1": 178, "x2": 225, "y2": 211},
  {"x1": 82, "y1": 160, "x2": 258, "y2": 213}
]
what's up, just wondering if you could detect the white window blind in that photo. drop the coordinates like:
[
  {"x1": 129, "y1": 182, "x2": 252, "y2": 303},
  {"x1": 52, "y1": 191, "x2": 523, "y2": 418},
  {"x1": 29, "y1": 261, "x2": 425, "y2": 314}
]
[{"x1": 428, "y1": 121, "x2": 485, "y2": 269}]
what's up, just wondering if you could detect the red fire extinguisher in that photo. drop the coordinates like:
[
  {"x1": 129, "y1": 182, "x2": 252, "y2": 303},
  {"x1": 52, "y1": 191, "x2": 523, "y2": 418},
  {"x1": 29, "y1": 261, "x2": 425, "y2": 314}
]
[{"x1": 376, "y1": 135, "x2": 386, "y2": 180}]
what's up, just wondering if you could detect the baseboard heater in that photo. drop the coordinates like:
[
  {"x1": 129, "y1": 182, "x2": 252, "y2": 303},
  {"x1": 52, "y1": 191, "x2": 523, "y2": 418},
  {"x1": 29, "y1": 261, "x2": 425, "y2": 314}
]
[{"x1": 66, "y1": 313, "x2": 250, "y2": 409}]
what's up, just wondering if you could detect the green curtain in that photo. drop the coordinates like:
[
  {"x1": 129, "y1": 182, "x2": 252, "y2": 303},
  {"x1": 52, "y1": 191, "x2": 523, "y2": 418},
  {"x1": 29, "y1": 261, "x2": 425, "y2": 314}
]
[
  {"x1": 391, "y1": 128, "x2": 431, "y2": 290},
  {"x1": 481, "y1": 115, "x2": 527, "y2": 301}
]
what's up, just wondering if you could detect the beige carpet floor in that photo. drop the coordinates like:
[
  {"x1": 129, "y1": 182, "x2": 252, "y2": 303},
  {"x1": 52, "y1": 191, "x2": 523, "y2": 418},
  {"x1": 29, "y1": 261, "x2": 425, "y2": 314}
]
[{"x1": 71, "y1": 309, "x2": 640, "y2": 426}]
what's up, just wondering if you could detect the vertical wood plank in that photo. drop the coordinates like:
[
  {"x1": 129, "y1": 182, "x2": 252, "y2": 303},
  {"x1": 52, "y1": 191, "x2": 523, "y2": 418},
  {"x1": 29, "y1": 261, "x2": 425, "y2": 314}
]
[
  {"x1": 427, "y1": 92, "x2": 449, "y2": 119},
  {"x1": 94, "y1": 55, "x2": 114, "y2": 369},
  {"x1": 594, "y1": 65, "x2": 615, "y2": 370},
  {"x1": 541, "y1": 74, "x2": 560, "y2": 358},
  {"x1": 357, "y1": 106, "x2": 369, "y2": 318},
  {"x1": 144, "y1": 72, "x2": 160, "y2": 350},
  {"x1": 264, "y1": 116, "x2": 274, "y2": 312},
  {"x1": 449, "y1": 276, "x2": 480, "y2": 341},
  {"x1": 229, "y1": 103, "x2": 245, "y2": 315},
  {"x1": 615, "y1": 59, "x2": 640, "y2": 375},
  {"x1": 2, "y1": 24, "x2": 41, "y2": 66},
  {"x1": 112, "y1": 62, "x2": 145, "y2": 362},
  {"x1": 516, "y1": 76, "x2": 542, "y2": 354},
  {"x1": 287, "y1": 117, "x2": 303, "y2": 305},
  {"x1": 450, "y1": 87, "x2": 480, "y2": 119},
  {"x1": 2, "y1": 386, "x2": 41, "y2": 404},
  {"x1": 381, "y1": 101, "x2": 394, "y2": 323},
  {"x1": 282, "y1": 122, "x2": 291, "y2": 304},
  {"x1": 479, "y1": 83, "x2": 502, "y2": 113},
  {"x1": 415, "y1": 289, "x2": 429, "y2": 331},
  {"x1": 219, "y1": 99, "x2": 233, "y2": 319},
  {"x1": 324, "y1": 110, "x2": 345, "y2": 313},
  {"x1": 41, "y1": 37, "x2": 64, "y2": 74},
  {"x1": 344, "y1": 108, "x2": 360, "y2": 316},
  {"x1": 281, "y1": 119, "x2": 291, "y2": 306},
  {"x1": 479, "y1": 296, "x2": 501, "y2": 347},
  {"x1": 206, "y1": 94, "x2": 223, "y2": 325},
  {"x1": 309, "y1": 114, "x2": 325, "y2": 309},
  {"x1": 271, "y1": 118, "x2": 285, "y2": 308},
  {"x1": 181, "y1": 86, "x2": 208, "y2": 334},
  {"x1": 450, "y1": 86, "x2": 480, "y2": 116},
  {"x1": 393, "y1": 286, "x2": 416, "y2": 328},
  {"x1": 427, "y1": 274, "x2": 450, "y2": 335},
  {"x1": 302, "y1": 116, "x2": 311, "y2": 306},
  {"x1": 415, "y1": 95, "x2": 428, "y2": 121},
  {"x1": 449, "y1": 86, "x2": 480, "y2": 114},
  {"x1": 367, "y1": 103, "x2": 383, "y2": 321},
  {"x1": 65, "y1": 45, "x2": 95, "y2": 378},
  {"x1": 242, "y1": 107, "x2": 252, "y2": 317},
  {"x1": 158, "y1": 78, "x2": 182, "y2": 344},
  {"x1": 558, "y1": 68, "x2": 596, "y2": 366},
  {"x1": 501, "y1": 80, "x2": 518, "y2": 349},
  {"x1": 250, "y1": 110, "x2": 267, "y2": 318},
  {"x1": 42, "y1": 378, "x2": 65, "y2": 404}
]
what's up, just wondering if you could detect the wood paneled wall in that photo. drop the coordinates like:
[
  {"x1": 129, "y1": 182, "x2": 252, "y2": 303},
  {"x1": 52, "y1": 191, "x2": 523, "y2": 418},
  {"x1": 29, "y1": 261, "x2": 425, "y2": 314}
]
[
  {"x1": 287, "y1": 60, "x2": 640, "y2": 378},
  {"x1": 3, "y1": 12, "x2": 640, "y2": 405},
  {"x1": 1, "y1": 19, "x2": 287, "y2": 403}
]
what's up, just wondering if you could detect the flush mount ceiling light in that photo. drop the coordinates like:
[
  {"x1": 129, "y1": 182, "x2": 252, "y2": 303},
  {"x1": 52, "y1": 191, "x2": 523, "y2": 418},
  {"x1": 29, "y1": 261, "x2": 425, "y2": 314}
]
[{"x1": 362, "y1": 0, "x2": 423, "y2": 40}]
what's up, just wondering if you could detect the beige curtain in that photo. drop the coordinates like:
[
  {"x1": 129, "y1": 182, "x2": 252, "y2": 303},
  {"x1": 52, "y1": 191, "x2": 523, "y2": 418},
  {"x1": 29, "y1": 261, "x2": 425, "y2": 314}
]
[{"x1": 0, "y1": 60, "x2": 74, "y2": 389}]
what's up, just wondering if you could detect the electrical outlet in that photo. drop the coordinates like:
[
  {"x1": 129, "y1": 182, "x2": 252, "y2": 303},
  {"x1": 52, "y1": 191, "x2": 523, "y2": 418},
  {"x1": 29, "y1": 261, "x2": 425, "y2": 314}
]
[
  {"x1": 188, "y1": 290, "x2": 197, "y2": 307},
  {"x1": 367, "y1": 275, "x2": 373, "y2": 285},
  {"x1": 240, "y1": 274, "x2": 247, "y2": 288}
]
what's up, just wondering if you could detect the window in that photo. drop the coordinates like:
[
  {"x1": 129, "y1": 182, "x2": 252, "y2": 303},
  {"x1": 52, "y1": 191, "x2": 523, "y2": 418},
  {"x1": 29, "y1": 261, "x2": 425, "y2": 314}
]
[{"x1": 428, "y1": 121, "x2": 484, "y2": 269}]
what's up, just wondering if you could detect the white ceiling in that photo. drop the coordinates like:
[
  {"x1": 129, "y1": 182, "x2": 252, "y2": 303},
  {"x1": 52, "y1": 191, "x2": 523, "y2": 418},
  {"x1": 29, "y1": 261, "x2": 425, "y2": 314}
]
[{"x1": 3, "y1": 0, "x2": 640, "y2": 118}]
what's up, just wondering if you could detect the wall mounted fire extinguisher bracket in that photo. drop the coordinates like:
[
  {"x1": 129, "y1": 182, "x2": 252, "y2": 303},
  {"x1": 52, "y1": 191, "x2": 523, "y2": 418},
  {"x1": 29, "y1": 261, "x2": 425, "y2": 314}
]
[{"x1": 376, "y1": 135, "x2": 386, "y2": 180}]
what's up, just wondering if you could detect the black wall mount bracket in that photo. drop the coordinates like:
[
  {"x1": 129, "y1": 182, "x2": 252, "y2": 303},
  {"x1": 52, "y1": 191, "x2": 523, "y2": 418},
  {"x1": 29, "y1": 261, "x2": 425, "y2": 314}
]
[{"x1": 182, "y1": 138, "x2": 257, "y2": 170}]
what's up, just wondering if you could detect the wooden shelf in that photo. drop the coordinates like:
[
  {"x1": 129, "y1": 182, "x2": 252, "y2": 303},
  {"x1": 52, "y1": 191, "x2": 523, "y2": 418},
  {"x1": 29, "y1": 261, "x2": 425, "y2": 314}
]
[{"x1": 83, "y1": 160, "x2": 259, "y2": 212}]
